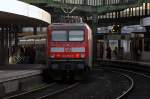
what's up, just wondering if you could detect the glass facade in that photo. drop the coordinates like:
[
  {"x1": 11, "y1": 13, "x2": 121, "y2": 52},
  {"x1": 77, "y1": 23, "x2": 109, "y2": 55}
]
[{"x1": 98, "y1": 3, "x2": 150, "y2": 19}]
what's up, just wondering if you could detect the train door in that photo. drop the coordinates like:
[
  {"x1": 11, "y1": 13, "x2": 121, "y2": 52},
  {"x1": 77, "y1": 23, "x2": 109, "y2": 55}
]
[
  {"x1": 130, "y1": 33, "x2": 144, "y2": 60},
  {"x1": 96, "y1": 40, "x2": 104, "y2": 60}
]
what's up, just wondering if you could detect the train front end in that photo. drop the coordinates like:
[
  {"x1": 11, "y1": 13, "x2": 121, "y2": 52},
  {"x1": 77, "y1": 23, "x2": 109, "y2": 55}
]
[{"x1": 47, "y1": 23, "x2": 92, "y2": 80}]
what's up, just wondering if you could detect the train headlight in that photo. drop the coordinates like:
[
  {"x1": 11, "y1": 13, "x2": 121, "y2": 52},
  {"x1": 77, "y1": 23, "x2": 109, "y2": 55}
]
[
  {"x1": 51, "y1": 54, "x2": 55, "y2": 58},
  {"x1": 80, "y1": 53, "x2": 85, "y2": 58},
  {"x1": 56, "y1": 54, "x2": 61, "y2": 58},
  {"x1": 75, "y1": 53, "x2": 80, "y2": 58}
]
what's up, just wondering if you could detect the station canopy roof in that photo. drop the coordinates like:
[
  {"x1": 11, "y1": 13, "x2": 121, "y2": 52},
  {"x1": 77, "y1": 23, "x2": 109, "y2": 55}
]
[
  {"x1": 0, "y1": 0, "x2": 51, "y2": 26},
  {"x1": 20, "y1": 0, "x2": 150, "y2": 14}
]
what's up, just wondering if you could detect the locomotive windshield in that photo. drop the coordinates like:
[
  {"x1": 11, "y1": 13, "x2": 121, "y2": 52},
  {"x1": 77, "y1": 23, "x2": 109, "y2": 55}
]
[
  {"x1": 52, "y1": 30, "x2": 67, "y2": 41},
  {"x1": 69, "y1": 30, "x2": 84, "y2": 41},
  {"x1": 51, "y1": 30, "x2": 84, "y2": 41}
]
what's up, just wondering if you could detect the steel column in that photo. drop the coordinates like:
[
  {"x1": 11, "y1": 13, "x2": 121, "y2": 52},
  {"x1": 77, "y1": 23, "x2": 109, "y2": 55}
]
[
  {"x1": 34, "y1": 27, "x2": 37, "y2": 35},
  {"x1": 0, "y1": 26, "x2": 5, "y2": 65},
  {"x1": 0, "y1": 25, "x2": 9, "y2": 65},
  {"x1": 92, "y1": 13, "x2": 98, "y2": 63}
]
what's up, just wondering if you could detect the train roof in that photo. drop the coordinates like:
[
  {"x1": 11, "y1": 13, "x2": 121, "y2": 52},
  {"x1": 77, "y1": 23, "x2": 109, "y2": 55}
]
[
  {"x1": 49, "y1": 23, "x2": 90, "y2": 30},
  {"x1": 51, "y1": 23, "x2": 86, "y2": 26}
]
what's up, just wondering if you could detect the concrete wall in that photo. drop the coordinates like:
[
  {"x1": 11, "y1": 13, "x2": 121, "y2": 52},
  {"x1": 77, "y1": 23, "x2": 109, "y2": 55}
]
[{"x1": 0, "y1": 74, "x2": 44, "y2": 98}]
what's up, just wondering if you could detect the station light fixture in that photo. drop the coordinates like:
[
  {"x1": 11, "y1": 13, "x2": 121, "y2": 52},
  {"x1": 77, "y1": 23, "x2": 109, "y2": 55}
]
[{"x1": 112, "y1": 25, "x2": 121, "y2": 33}]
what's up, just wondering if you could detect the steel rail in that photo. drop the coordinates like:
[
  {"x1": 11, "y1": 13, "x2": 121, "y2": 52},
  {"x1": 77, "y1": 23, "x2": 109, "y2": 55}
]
[
  {"x1": 37, "y1": 82, "x2": 79, "y2": 99},
  {"x1": 95, "y1": 68, "x2": 134, "y2": 99},
  {"x1": 4, "y1": 83, "x2": 57, "y2": 99},
  {"x1": 95, "y1": 66, "x2": 150, "y2": 99}
]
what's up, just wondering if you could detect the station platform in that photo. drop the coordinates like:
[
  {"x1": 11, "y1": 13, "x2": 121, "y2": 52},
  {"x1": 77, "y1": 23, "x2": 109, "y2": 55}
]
[
  {"x1": 96, "y1": 59, "x2": 150, "y2": 73},
  {"x1": 0, "y1": 64, "x2": 46, "y2": 70},
  {"x1": 0, "y1": 67, "x2": 45, "y2": 98},
  {"x1": 97, "y1": 59, "x2": 150, "y2": 65}
]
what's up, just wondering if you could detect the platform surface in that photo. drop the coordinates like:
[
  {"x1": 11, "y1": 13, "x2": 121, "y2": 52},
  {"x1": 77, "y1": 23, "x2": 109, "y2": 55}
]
[
  {"x1": 97, "y1": 59, "x2": 150, "y2": 65},
  {"x1": 0, "y1": 70, "x2": 42, "y2": 83},
  {"x1": 0, "y1": 64, "x2": 46, "y2": 70}
]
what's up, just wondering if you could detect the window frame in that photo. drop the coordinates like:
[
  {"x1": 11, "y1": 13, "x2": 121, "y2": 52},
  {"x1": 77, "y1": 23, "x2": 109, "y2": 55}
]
[
  {"x1": 51, "y1": 30, "x2": 68, "y2": 41},
  {"x1": 68, "y1": 30, "x2": 85, "y2": 41},
  {"x1": 51, "y1": 29, "x2": 85, "y2": 42}
]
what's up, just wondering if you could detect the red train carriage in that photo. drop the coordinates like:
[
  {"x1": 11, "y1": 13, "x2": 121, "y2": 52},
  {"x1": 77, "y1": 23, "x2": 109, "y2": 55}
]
[{"x1": 47, "y1": 23, "x2": 92, "y2": 80}]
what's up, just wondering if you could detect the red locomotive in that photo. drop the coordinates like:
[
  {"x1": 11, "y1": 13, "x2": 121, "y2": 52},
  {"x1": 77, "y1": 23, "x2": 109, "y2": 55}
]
[{"x1": 47, "y1": 23, "x2": 93, "y2": 80}]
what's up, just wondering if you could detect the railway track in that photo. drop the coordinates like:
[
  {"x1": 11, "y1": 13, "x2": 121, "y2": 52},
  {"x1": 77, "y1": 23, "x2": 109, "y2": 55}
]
[
  {"x1": 5, "y1": 66, "x2": 148, "y2": 99},
  {"x1": 93, "y1": 68, "x2": 134, "y2": 99},
  {"x1": 95, "y1": 66, "x2": 150, "y2": 99},
  {"x1": 4, "y1": 82, "x2": 79, "y2": 99},
  {"x1": 48, "y1": 69, "x2": 134, "y2": 99}
]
